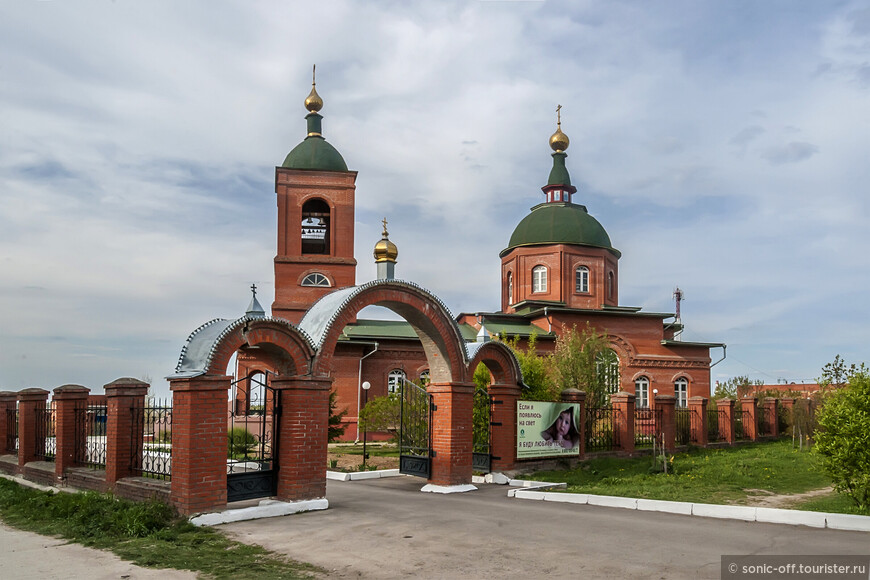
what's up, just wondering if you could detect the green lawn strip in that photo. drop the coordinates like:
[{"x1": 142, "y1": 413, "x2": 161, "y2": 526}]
[
  {"x1": 330, "y1": 444, "x2": 400, "y2": 457},
  {"x1": 0, "y1": 479, "x2": 323, "y2": 579},
  {"x1": 794, "y1": 493, "x2": 870, "y2": 516},
  {"x1": 526, "y1": 440, "x2": 833, "y2": 506}
]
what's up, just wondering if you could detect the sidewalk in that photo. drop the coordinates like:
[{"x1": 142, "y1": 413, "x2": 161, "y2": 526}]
[{"x1": 0, "y1": 523, "x2": 196, "y2": 580}]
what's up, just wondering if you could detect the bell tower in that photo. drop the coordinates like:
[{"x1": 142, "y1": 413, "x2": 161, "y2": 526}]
[{"x1": 272, "y1": 67, "x2": 358, "y2": 324}]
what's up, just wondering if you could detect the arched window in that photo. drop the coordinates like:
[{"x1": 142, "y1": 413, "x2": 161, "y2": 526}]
[
  {"x1": 301, "y1": 198, "x2": 330, "y2": 255},
  {"x1": 507, "y1": 272, "x2": 513, "y2": 304},
  {"x1": 607, "y1": 271, "x2": 614, "y2": 300},
  {"x1": 532, "y1": 266, "x2": 547, "y2": 293},
  {"x1": 635, "y1": 376, "x2": 650, "y2": 409},
  {"x1": 595, "y1": 349, "x2": 620, "y2": 399},
  {"x1": 301, "y1": 272, "x2": 331, "y2": 287},
  {"x1": 674, "y1": 377, "x2": 688, "y2": 408},
  {"x1": 419, "y1": 370, "x2": 430, "y2": 386},
  {"x1": 575, "y1": 266, "x2": 589, "y2": 293},
  {"x1": 388, "y1": 369, "x2": 406, "y2": 393},
  {"x1": 247, "y1": 372, "x2": 267, "y2": 415}
]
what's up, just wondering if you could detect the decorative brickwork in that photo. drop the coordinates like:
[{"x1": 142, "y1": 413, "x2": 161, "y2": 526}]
[
  {"x1": 104, "y1": 378, "x2": 149, "y2": 486},
  {"x1": 611, "y1": 392, "x2": 635, "y2": 453}
]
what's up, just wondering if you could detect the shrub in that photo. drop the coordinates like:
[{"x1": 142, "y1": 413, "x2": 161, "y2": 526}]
[
  {"x1": 815, "y1": 371, "x2": 870, "y2": 510},
  {"x1": 227, "y1": 427, "x2": 257, "y2": 459}
]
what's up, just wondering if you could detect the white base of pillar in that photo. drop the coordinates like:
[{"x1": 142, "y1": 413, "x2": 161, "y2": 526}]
[
  {"x1": 190, "y1": 498, "x2": 329, "y2": 526},
  {"x1": 420, "y1": 483, "x2": 478, "y2": 494}
]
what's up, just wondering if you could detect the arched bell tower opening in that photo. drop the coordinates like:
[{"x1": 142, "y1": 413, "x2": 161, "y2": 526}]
[{"x1": 301, "y1": 198, "x2": 331, "y2": 255}]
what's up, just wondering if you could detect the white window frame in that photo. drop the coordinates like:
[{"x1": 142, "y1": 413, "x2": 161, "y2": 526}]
[
  {"x1": 635, "y1": 376, "x2": 650, "y2": 409},
  {"x1": 507, "y1": 271, "x2": 513, "y2": 304},
  {"x1": 301, "y1": 272, "x2": 331, "y2": 287},
  {"x1": 575, "y1": 266, "x2": 589, "y2": 293},
  {"x1": 419, "y1": 370, "x2": 430, "y2": 386},
  {"x1": 532, "y1": 266, "x2": 547, "y2": 293},
  {"x1": 674, "y1": 377, "x2": 688, "y2": 408},
  {"x1": 388, "y1": 369, "x2": 406, "y2": 393}
]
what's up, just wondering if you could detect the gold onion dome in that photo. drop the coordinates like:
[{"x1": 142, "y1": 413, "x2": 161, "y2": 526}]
[
  {"x1": 373, "y1": 218, "x2": 398, "y2": 263},
  {"x1": 549, "y1": 104, "x2": 570, "y2": 152},
  {"x1": 304, "y1": 65, "x2": 323, "y2": 113}
]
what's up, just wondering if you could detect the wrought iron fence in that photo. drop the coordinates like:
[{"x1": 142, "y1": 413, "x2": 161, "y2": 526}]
[
  {"x1": 34, "y1": 401, "x2": 56, "y2": 461},
  {"x1": 757, "y1": 405, "x2": 775, "y2": 436},
  {"x1": 74, "y1": 405, "x2": 107, "y2": 467},
  {"x1": 5, "y1": 408, "x2": 17, "y2": 454},
  {"x1": 707, "y1": 407, "x2": 726, "y2": 442},
  {"x1": 131, "y1": 398, "x2": 172, "y2": 480},
  {"x1": 734, "y1": 409, "x2": 750, "y2": 441},
  {"x1": 634, "y1": 407, "x2": 661, "y2": 448},
  {"x1": 585, "y1": 406, "x2": 618, "y2": 452},
  {"x1": 675, "y1": 408, "x2": 698, "y2": 445}
]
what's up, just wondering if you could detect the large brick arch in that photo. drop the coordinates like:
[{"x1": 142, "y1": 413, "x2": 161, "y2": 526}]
[
  {"x1": 301, "y1": 280, "x2": 469, "y2": 384},
  {"x1": 466, "y1": 342, "x2": 523, "y2": 386},
  {"x1": 207, "y1": 318, "x2": 314, "y2": 376}
]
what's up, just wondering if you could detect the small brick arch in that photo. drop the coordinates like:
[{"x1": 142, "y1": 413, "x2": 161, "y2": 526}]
[
  {"x1": 303, "y1": 281, "x2": 469, "y2": 384},
  {"x1": 466, "y1": 342, "x2": 523, "y2": 386},
  {"x1": 206, "y1": 318, "x2": 315, "y2": 377}
]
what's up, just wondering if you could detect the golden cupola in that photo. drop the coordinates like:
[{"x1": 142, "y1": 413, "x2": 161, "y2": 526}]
[{"x1": 374, "y1": 218, "x2": 398, "y2": 280}]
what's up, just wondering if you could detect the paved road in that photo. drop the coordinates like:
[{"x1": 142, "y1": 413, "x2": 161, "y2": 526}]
[
  {"x1": 0, "y1": 522, "x2": 196, "y2": 580},
  {"x1": 223, "y1": 477, "x2": 870, "y2": 579}
]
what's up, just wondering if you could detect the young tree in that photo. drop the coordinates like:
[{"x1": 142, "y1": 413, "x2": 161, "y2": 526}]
[
  {"x1": 328, "y1": 389, "x2": 348, "y2": 442},
  {"x1": 549, "y1": 323, "x2": 610, "y2": 407},
  {"x1": 358, "y1": 392, "x2": 401, "y2": 440},
  {"x1": 712, "y1": 375, "x2": 763, "y2": 400},
  {"x1": 815, "y1": 370, "x2": 870, "y2": 511},
  {"x1": 503, "y1": 334, "x2": 559, "y2": 402}
]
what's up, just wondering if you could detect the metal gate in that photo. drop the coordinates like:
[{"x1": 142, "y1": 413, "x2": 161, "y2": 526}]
[
  {"x1": 227, "y1": 372, "x2": 279, "y2": 502},
  {"x1": 399, "y1": 379, "x2": 433, "y2": 478},
  {"x1": 472, "y1": 388, "x2": 493, "y2": 473}
]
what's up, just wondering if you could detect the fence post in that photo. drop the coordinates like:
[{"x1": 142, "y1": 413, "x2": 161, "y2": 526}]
[
  {"x1": 655, "y1": 394, "x2": 676, "y2": 452},
  {"x1": 779, "y1": 397, "x2": 795, "y2": 434},
  {"x1": 53, "y1": 384, "x2": 90, "y2": 482},
  {"x1": 0, "y1": 392, "x2": 17, "y2": 454},
  {"x1": 427, "y1": 381, "x2": 475, "y2": 487},
  {"x1": 611, "y1": 392, "x2": 635, "y2": 454},
  {"x1": 688, "y1": 396, "x2": 708, "y2": 446},
  {"x1": 561, "y1": 388, "x2": 586, "y2": 458},
  {"x1": 489, "y1": 382, "x2": 522, "y2": 472},
  {"x1": 741, "y1": 397, "x2": 758, "y2": 441},
  {"x1": 17, "y1": 389, "x2": 49, "y2": 468},
  {"x1": 271, "y1": 375, "x2": 333, "y2": 500},
  {"x1": 764, "y1": 398, "x2": 779, "y2": 437},
  {"x1": 170, "y1": 375, "x2": 230, "y2": 515},
  {"x1": 105, "y1": 378, "x2": 149, "y2": 487},
  {"x1": 717, "y1": 398, "x2": 735, "y2": 444}
]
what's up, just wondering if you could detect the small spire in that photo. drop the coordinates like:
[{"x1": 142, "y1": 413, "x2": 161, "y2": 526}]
[
  {"x1": 382, "y1": 217, "x2": 389, "y2": 237},
  {"x1": 374, "y1": 217, "x2": 398, "y2": 280},
  {"x1": 476, "y1": 323, "x2": 491, "y2": 343},
  {"x1": 245, "y1": 284, "x2": 266, "y2": 318},
  {"x1": 305, "y1": 64, "x2": 323, "y2": 113}
]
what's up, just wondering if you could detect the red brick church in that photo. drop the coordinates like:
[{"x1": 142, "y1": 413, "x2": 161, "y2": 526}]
[{"x1": 237, "y1": 78, "x2": 724, "y2": 440}]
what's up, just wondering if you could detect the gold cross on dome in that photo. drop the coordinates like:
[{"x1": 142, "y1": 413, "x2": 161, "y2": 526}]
[
  {"x1": 556, "y1": 104, "x2": 562, "y2": 127},
  {"x1": 382, "y1": 217, "x2": 389, "y2": 236}
]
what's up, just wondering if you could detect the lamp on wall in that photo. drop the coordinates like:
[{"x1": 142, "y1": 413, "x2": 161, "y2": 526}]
[{"x1": 361, "y1": 381, "x2": 371, "y2": 469}]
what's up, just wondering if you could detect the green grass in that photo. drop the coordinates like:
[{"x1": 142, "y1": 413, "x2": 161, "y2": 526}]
[
  {"x1": 0, "y1": 478, "x2": 323, "y2": 579},
  {"x1": 795, "y1": 493, "x2": 870, "y2": 516},
  {"x1": 330, "y1": 443, "x2": 400, "y2": 458},
  {"x1": 527, "y1": 440, "x2": 840, "y2": 507}
]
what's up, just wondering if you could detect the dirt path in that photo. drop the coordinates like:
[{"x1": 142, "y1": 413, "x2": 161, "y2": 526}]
[
  {"x1": 735, "y1": 486, "x2": 834, "y2": 509},
  {"x1": 327, "y1": 445, "x2": 399, "y2": 472}
]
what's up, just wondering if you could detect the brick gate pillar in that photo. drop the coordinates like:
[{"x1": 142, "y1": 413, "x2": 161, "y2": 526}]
[
  {"x1": 688, "y1": 397, "x2": 708, "y2": 446},
  {"x1": 741, "y1": 397, "x2": 758, "y2": 441},
  {"x1": 764, "y1": 398, "x2": 779, "y2": 437},
  {"x1": 428, "y1": 381, "x2": 475, "y2": 486},
  {"x1": 0, "y1": 392, "x2": 17, "y2": 454},
  {"x1": 655, "y1": 394, "x2": 677, "y2": 452},
  {"x1": 717, "y1": 398, "x2": 735, "y2": 444},
  {"x1": 105, "y1": 378, "x2": 149, "y2": 487},
  {"x1": 271, "y1": 375, "x2": 331, "y2": 502},
  {"x1": 611, "y1": 392, "x2": 635, "y2": 454},
  {"x1": 17, "y1": 389, "x2": 49, "y2": 468},
  {"x1": 489, "y1": 383, "x2": 522, "y2": 472},
  {"x1": 779, "y1": 398, "x2": 795, "y2": 434},
  {"x1": 170, "y1": 375, "x2": 231, "y2": 515},
  {"x1": 53, "y1": 384, "x2": 90, "y2": 481},
  {"x1": 561, "y1": 389, "x2": 587, "y2": 457}
]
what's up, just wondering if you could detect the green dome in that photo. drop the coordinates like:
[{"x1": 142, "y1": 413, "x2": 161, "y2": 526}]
[
  {"x1": 501, "y1": 202, "x2": 620, "y2": 257},
  {"x1": 281, "y1": 135, "x2": 348, "y2": 172}
]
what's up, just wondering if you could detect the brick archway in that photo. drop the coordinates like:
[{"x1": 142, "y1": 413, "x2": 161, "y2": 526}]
[
  {"x1": 466, "y1": 341, "x2": 523, "y2": 386},
  {"x1": 301, "y1": 280, "x2": 469, "y2": 383}
]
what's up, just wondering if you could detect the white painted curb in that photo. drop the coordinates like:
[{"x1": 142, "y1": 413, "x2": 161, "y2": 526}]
[
  {"x1": 326, "y1": 468, "x2": 401, "y2": 481},
  {"x1": 509, "y1": 486, "x2": 870, "y2": 531},
  {"x1": 421, "y1": 483, "x2": 477, "y2": 494},
  {"x1": 190, "y1": 498, "x2": 328, "y2": 526}
]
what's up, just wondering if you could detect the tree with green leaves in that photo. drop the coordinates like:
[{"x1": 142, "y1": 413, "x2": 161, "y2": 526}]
[
  {"x1": 358, "y1": 392, "x2": 401, "y2": 440},
  {"x1": 503, "y1": 333, "x2": 559, "y2": 402},
  {"x1": 815, "y1": 369, "x2": 870, "y2": 511},
  {"x1": 549, "y1": 323, "x2": 610, "y2": 407},
  {"x1": 712, "y1": 375, "x2": 763, "y2": 400},
  {"x1": 328, "y1": 389, "x2": 348, "y2": 442}
]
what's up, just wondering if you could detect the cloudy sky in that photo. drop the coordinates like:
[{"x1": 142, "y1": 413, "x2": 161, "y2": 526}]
[{"x1": 2, "y1": 1, "x2": 868, "y2": 397}]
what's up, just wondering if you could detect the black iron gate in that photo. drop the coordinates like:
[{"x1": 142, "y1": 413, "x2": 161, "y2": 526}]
[
  {"x1": 472, "y1": 388, "x2": 493, "y2": 473},
  {"x1": 227, "y1": 372, "x2": 279, "y2": 502},
  {"x1": 399, "y1": 379, "x2": 433, "y2": 478}
]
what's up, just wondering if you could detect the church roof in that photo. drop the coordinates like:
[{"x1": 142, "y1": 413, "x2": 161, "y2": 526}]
[
  {"x1": 501, "y1": 202, "x2": 620, "y2": 257},
  {"x1": 282, "y1": 132, "x2": 348, "y2": 172}
]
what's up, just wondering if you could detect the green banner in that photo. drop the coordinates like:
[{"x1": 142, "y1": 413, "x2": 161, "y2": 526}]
[{"x1": 517, "y1": 401, "x2": 581, "y2": 458}]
